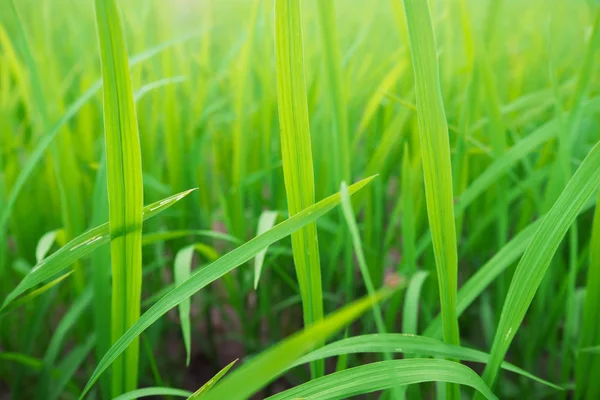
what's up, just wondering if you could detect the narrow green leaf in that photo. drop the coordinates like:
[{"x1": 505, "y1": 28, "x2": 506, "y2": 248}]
[
  {"x1": 174, "y1": 245, "x2": 195, "y2": 366},
  {"x1": 35, "y1": 230, "x2": 62, "y2": 263},
  {"x1": 266, "y1": 359, "x2": 497, "y2": 400},
  {"x1": 292, "y1": 334, "x2": 560, "y2": 390},
  {"x1": 275, "y1": 0, "x2": 324, "y2": 378},
  {"x1": 254, "y1": 210, "x2": 279, "y2": 289},
  {"x1": 187, "y1": 358, "x2": 238, "y2": 399},
  {"x1": 113, "y1": 387, "x2": 192, "y2": 400},
  {"x1": 95, "y1": 0, "x2": 145, "y2": 393},
  {"x1": 402, "y1": 0, "x2": 460, "y2": 356},
  {"x1": 79, "y1": 177, "x2": 375, "y2": 398}
]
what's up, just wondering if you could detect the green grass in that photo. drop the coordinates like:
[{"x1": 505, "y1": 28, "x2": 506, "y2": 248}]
[{"x1": 1, "y1": 0, "x2": 600, "y2": 399}]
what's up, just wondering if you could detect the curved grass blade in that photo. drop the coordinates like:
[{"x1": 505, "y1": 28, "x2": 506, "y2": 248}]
[
  {"x1": 403, "y1": 271, "x2": 429, "y2": 334},
  {"x1": 266, "y1": 359, "x2": 497, "y2": 400},
  {"x1": 95, "y1": 0, "x2": 145, "y2": 393},
  {"x1": 1, "y1": 189, "x2": 195, "y2": 311},
  {"x1": 578, "y1": 190, "x2": 600, "y2": 398},
  {"x1": 479, "y1": 141, "x2": 600, "y2": 391},
  {"x1": 275, "y1": 0, "x2": 324, "y2": 378},
  {"x1": 187, "y1": 358, "x2": 238, "y2": 399},
  {"x1": 291, "y1": 334, "x2": 560, "y2": 390},
  {"x1": 174, "y1": 245, "x2": 195, "y2": 366},
  {"x1": 78, "y1": 176, "x2": 375, "y2": 398},
  {"x1": 254, "y1": 210, "x2": 279, "y2": 289},
  {"x1": 402, "y1": 0, "x2": 460, "y2": 380},
  {"x1": 142, "y1": 230, "x2": 241, "y2": 246},
  {"x1": 202, "y1": 288, "x2": 396, "y2": 400},
  {"x1": 35, "y1": 230, "x2": 62, "y2": 263},
  {"x1": 113, "y1": 387, "x2": 192, "y2": 400}
]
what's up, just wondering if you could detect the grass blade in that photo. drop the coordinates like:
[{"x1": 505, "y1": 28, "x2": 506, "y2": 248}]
[
  {"x1": 275, "y1": 0, "x2": 324, "y2": 378},
  {"x1": 254, "y1": 210, "x2": 279, "y2": 289},
  {"x1": 292, "y1": 334, "x2": 560, "y2": 389},
  {"x1": 113, "y1": 387, "x2": 192, "y2": 400},
  {"x1": 401, "y1": 0, "x2": 461, "y2": 393},
  {"x1": 187, "y1": 358, "x2": 238, "y2": 399},
  {"x1": 266, "y1": 359, "x2": 497, "y2": 400},
  {"x1": 174, "y1": 245, "x2": 195, "y2": 366}
]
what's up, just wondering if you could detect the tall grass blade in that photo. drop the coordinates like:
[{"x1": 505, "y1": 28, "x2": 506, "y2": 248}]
[
  {"x1": 275, "y1": 0, "x2": 324, "y2": 378},
  {"x1": 401, "y1": 2, "x2": 461, "y2": 398},
  {"x1": 187, "y1": 358, "x2": 238, "y2": 399}
]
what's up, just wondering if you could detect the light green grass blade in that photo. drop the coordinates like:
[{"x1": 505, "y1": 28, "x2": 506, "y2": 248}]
[
  {"x1": 95, "y1": 0, "x2": 145, "y2": 392},
  {"x1": 0, "y1": 271, "x2": 73, "y2": 316},
  {"x1": 480, "y1": 140, "x2": 600, "y2": 390},
  {"x1": 578, "y1": 190, "x2": 600, "y2": 398},
  {"x1": 174, "y1": 245, "x2": 195, "y2": 366},
  {"x1": 35, "y1": 230, "x2": 61, "y2": 263},
  {"x1": 402, "y1": 0, "x2": 460, "y2": 355},
  {"x1": 187, "y1": 358, "x2": 238, "y2": 399},
  {"x1": 292, "y1": 334, "x2": 560, "y2": 390},
  {"x1": 142, "y1": 230, "x2": 241, "y2": 246},
  {"x1": 254, "y1": 210, "x2": 279, "y2": 289},
  {"x1": 340, "y1": 181, "x2": 387, "y2": 333},
  {"x1": 403, "y1": 271, "x2": 429, "y2": 334},
  {"x1": 78, "y1": 177, "x2": 375, "y2": 398},
  {"x1": 1, "y1": 189, "x2": 194, "y2": 310},
  {"x1": 113, "y1": 387, "x2": 193, "y2": 400},
  {"x1": 275, "y1": 0, "x2": 324, "y2": 378},
  {"x1": 202, "y1": 288, "x2": 395, "y2": 400},
  {"x1": 266, "y1": 359, "x2": 497, "y2": 400}
]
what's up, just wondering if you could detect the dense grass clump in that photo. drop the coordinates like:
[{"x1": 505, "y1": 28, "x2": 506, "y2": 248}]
[{"x1": 1, "y1": 0, "x2": 600, "y2": 399}]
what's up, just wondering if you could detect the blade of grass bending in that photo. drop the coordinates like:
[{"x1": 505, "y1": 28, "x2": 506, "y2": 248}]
[
  {"x1": 79, "y1": 177, "x2": 375, "y2": 398},
  {"x1": 254, "y1": 210, "x2": 279, "y2": 289},
  {"x1": 95, "y1": 0, "x2": 145, "y2": 393},
  {"x1": 112, "y1": 387, "x2": 192, "y2": 400},
  {"x1": 266, "y1": 359, "x2": 497, "y2": 400},
  {"x1": 577, "y1": 189, "x2": 600, "y2": 399},
  {"x1": 202, "y1": 287, "x2": 396, "y2": 400},
  {"x1": 35, "y1": 230, "x2": 62, "y2": 263},
  {"x1": 174, "y1": 246, "x2": 195, "y2": 366},
  {"x1": 275, "y1": 0, "x2": 324, "y2": 378},
  {"x1": 340, "y1": 182, "x2": 388, "y2": 333},
  {"x1": 292, "y1": 334, "x2": 560, "y2": 390},
  {"x1": 187, "y1": 358, "x2": 238, "y2": 399},
  {"x1": 340, "y1": 181, "x2": 401, "y2": 398},
  {"x1": 1, "y1": 189, "x2": 195, "y2": 310},
  {"x1": 401, "y1": 0, "x2": 461, "y2": 394},
  {"x1": 478, "y1": 141, "x2": 600, "y2": 393}
]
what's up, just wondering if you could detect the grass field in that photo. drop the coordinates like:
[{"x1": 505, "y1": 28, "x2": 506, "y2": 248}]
[{"x1": 1, "y1": 0, "x2": 600, "y2": 399}]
